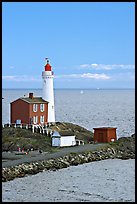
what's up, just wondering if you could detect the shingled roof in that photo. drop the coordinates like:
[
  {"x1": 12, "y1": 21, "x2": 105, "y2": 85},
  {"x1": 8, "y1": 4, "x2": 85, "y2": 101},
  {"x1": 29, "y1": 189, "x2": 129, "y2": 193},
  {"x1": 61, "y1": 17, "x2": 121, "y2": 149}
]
[{"x1": 20, "y1": 97, "x2": 48, "y2": 103}]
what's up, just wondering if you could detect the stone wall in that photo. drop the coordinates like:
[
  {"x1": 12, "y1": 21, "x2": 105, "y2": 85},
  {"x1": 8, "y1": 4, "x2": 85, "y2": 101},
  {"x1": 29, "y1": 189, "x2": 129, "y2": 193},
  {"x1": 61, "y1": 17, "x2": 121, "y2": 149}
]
[{"x1": 2, "y1": 145, "x2": 135, "y2": 182}]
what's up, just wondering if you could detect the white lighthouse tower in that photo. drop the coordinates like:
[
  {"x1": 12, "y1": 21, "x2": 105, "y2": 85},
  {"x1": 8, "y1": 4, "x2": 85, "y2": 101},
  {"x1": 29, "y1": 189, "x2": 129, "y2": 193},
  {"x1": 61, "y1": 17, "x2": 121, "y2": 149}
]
[{"x1": 42, "y1": 58, "x2": 55, "y2": 123}]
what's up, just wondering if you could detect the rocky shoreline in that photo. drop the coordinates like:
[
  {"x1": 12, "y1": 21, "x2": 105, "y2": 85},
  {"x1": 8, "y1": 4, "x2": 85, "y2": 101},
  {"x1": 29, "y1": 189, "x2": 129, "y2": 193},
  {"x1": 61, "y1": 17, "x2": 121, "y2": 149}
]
[{"x1": 2, "y1": 134, "x2": 135, "y2": 182}]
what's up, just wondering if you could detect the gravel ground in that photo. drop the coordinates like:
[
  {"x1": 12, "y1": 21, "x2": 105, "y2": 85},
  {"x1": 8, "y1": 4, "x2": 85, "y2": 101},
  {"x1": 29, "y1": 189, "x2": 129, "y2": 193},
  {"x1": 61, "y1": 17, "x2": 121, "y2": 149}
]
[{"x1": 2, "y1": 143, "x2": 107, "y2": 168}]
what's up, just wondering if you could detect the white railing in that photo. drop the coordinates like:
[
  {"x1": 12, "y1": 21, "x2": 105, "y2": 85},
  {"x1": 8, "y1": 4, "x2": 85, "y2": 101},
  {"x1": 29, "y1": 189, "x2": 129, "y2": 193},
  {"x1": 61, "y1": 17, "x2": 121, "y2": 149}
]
[{"x1": 2, "y1": 123, "x2": 54, "y2": 136}]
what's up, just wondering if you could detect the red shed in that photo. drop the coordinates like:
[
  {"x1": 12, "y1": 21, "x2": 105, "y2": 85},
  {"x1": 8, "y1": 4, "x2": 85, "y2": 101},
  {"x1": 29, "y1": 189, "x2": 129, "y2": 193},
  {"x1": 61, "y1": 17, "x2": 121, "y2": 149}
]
[
  {"x1": 10, "y1": 93, "x2": 48, "y2": 125},
  {"x1": 93, "y1": 127, "x2": 117, "y2": 143}
]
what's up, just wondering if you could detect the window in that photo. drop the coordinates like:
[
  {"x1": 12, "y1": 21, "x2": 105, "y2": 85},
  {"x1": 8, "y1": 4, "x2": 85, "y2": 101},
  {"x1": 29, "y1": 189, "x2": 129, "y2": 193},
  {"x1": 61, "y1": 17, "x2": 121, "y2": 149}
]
[
  {"x1": 40, "y1": 104, "x2": 44, "y2": 112},
  {"x1": 33, "y1": 104, "x2": 38, "y2": 112},
  {"x1": 33, "y1": 116, "x2": 38, "y2": 124},
  {"x1": 16, "y1": 119, "x2": 21, "y2": 125},
  {"x1": 40, "y1": 116, "x2": 44, "y2": 124}
]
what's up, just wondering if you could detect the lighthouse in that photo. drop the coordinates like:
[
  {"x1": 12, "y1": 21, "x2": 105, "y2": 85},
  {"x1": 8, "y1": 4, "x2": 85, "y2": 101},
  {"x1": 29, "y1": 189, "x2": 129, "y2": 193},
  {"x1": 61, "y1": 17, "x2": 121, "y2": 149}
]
[{"x1": 42, "y1": 58, "x2": 55, "y2": 123}]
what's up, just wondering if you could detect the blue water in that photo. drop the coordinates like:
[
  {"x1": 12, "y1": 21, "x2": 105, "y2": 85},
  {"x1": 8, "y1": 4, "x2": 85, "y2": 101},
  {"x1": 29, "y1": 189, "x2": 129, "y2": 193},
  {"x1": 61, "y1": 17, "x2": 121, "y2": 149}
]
[{"x1": 2, "y1": 89, "x2": 135, "y2": 138}]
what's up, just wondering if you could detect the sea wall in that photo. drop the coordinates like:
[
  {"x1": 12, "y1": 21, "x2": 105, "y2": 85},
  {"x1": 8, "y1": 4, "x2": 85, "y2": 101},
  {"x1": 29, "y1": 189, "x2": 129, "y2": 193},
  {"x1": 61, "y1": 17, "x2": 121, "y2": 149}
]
[{"x1": 2, "y1": 145, "x2": 135, "y2": 182}]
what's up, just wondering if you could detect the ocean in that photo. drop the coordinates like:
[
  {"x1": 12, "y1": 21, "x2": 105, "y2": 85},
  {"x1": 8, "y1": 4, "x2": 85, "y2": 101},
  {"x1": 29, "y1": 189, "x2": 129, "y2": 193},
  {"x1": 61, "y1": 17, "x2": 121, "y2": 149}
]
[
  {"x1": 2, "y1": 89, "x2": 135, "y2": 138},
  {"x1": 2, "y1": 89, "x2": 135, "y2": 202}
]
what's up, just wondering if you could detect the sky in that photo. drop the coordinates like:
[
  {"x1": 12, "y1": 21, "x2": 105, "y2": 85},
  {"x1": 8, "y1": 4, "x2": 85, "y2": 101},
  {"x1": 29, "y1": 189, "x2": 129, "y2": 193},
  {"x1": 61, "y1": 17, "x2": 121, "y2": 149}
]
[{"x1": 2, "y1": 2, "x2": 135, "y2": 89}]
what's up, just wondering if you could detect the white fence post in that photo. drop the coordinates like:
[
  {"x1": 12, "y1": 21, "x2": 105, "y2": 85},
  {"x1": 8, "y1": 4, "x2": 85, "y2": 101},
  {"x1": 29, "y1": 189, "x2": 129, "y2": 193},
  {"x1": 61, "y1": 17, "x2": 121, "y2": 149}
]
[{"x1": 32, "y1": 125, "x2": 34, "y2": 133}]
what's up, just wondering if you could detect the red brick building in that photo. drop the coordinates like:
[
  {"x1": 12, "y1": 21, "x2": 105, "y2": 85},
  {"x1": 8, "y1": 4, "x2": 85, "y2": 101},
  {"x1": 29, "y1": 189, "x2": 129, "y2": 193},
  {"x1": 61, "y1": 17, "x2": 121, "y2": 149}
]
[
  {"x1": 93, "y1": 127, "x2": 117, "y2": 143},
  {"x1": 10, "y1": 93, "x2": 48, "y2": 125}
]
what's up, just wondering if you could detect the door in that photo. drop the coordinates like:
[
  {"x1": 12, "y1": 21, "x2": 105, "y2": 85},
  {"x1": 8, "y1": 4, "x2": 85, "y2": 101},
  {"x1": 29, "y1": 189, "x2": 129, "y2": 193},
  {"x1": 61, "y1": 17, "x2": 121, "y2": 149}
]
[
  {"x1": 99, "y1": 133, "x2": 104, "y2": 142},
  {"x1": 52, "y1": 137, "x2": 60, "y2": 146}
]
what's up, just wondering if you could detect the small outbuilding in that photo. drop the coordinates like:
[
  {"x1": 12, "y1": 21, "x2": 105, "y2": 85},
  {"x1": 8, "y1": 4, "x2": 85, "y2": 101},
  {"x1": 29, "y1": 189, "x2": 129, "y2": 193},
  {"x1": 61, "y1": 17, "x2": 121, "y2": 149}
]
[
  {"x1": 51, "y1": 130, "x2": 76, "y2": 147},
  {"x1": 93, "y1": 127, "x2": 117, "y2": 143}
]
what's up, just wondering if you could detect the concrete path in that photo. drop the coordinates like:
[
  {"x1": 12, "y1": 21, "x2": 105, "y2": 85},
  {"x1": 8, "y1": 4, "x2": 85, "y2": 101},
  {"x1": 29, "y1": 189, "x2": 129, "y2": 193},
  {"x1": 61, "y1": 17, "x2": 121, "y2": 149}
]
[{"x1": 2, "y1": 143, "x2": 107, "y2": 168}]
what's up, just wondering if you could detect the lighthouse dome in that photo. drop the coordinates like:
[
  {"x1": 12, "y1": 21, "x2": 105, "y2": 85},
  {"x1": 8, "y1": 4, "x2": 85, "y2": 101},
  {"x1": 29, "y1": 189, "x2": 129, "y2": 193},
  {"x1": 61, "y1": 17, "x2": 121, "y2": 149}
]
[{"x1": 45, "y1": 60, "x2": 52, "y2": 71}]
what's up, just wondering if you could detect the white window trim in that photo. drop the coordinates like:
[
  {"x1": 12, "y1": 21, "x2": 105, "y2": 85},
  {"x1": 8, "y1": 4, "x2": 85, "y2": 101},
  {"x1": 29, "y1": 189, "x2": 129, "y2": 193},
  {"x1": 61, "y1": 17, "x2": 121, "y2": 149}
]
[
  {"x1": 33, "y1": 116, "x2": 38, "y2": 124},
  {"x1": 40, "y1": 104, "x2": 44, "y2": 112},
  {"x1": 40, "y1": 115, "x2": 44, "y2": 124},
  {"x1": 33, "y1": 104, "x2": 38, "y2": 112}
]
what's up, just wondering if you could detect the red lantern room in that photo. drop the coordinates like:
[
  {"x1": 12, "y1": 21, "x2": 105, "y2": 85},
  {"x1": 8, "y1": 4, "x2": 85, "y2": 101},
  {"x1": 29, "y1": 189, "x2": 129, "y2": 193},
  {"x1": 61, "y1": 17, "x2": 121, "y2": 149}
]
[{"x1": 45, "y1": 58, "x2": 52, "y2": 71}]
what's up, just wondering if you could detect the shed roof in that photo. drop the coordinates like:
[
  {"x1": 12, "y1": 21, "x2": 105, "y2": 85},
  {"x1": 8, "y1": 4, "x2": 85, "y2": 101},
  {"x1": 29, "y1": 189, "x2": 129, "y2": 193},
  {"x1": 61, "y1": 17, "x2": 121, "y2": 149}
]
[
  {"x1": 52, "y1": 130, "x2": 75, "y2": 137},
  {"x1": 93, "y1": 127, "x2": 117, "y2": 130}
]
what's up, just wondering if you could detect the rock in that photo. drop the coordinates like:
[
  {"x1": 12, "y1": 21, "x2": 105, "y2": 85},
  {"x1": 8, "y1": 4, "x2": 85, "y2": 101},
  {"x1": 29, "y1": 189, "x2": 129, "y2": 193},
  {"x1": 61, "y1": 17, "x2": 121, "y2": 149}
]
[{"x1": 59, "y1": 159, "x2": 70, "y2": 168}]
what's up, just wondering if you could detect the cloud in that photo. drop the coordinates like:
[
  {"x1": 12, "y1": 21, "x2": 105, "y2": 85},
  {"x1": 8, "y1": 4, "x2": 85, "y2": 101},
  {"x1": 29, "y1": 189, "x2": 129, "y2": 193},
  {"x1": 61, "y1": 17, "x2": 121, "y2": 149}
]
[
  {"x1": 9, "y1": 66, "x2": 15, "y2": 69},
  {"x1": 81, "y1": 73, "x2": 110, "y2": 79},
  {"x1": 2, "y1": 76, "x2": 16, "y2": 80},
  {"x1": 91, "y1": 63, "x2": 98, "y2": 67},
  {"x1": 3, "y1": 70, "x2": 134, "y2": 84},
  {"x1": 110, "y1": 72, "x2": 135, "y2": 81},
  {"x1": 80, "y1": 63, "x2": 135, "y2": 70},
  {"x1": 2, "y1": 75, "x2": 41, "y2": 82},
  {"x1": 55, "y1": 73, "x2": 110, "y2": 80},
  {"x1": 55, "y1": 74, "x2": 80, "y2": 78},
  {"x1": 80, "y1": 64, "x2": 91, "y2": 68}
]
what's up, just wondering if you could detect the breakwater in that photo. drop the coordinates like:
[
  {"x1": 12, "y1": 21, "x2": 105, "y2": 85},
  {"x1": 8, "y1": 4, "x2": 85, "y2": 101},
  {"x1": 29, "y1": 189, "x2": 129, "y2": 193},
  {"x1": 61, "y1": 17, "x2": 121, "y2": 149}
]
[{"x1": 2, "y1": 142, "x2": 135, "y2": 182}]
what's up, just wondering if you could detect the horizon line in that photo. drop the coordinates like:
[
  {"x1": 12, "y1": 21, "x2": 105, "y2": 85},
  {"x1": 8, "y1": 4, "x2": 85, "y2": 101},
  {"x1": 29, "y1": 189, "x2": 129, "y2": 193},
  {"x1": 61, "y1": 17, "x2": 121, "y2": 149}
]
[{"x1": 2, "y1": 88, "x2": 135, "y2": 90}]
